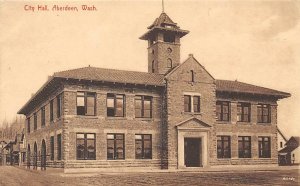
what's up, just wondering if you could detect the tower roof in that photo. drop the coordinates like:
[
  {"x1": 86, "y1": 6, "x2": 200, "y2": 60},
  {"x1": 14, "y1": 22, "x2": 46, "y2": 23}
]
[
  {"x1": 140, "y1": 12, "x2": 189, "y2": 40},
  {"x1": 148, "y1": 12, "x2": 178, "y2": 29}
]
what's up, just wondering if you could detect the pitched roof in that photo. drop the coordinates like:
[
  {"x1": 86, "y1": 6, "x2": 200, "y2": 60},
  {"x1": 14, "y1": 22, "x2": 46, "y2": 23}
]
[
  {"x1": 215, "y1": 79, "x2": 291, "y2": 98},
  {"x1": 140, "y1": 12, "x2": 189, "y2": 40},
  {"x1": 148, "y1": 12, "x2": 177, "y2": 29},
  {"x1": 279, "y1": 146, "x2": 299, "y2": 154},
  {"x1": 18, "y1": 65, "x2": 291, "y2": 115},
  {"x1": 279, "y1": 137, "x2": 300, "y2": 153},
  {"x1": 54, "y1": 66, "x2": 165, "y2": 86},
  {"x1": 277, "y1": 127, "x2": 288, "y2": 142}
]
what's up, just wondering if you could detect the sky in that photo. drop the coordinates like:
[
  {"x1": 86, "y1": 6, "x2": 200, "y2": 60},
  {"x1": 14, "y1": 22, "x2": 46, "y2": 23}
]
[{"x1": 0, "y1": 0, "x2": 299, "y2": 137}]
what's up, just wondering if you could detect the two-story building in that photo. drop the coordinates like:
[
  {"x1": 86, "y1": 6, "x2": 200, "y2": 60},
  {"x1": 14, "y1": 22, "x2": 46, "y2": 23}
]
[{"x1": 18, "y1": 12, "x2": 290, "y2": 172}]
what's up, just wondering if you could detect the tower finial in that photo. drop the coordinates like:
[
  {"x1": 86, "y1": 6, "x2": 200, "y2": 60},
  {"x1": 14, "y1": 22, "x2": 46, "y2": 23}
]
[{"x1": 162, "y1": 0, "x2": 164, "y2": 13}]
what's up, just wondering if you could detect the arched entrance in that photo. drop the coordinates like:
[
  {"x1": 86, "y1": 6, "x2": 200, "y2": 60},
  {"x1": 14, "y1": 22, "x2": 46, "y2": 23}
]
[
  {"x1": 33, "y1": 142, "x2": 37, "y2": 170},
  {"x1": 27, "y1": 144, "x2": 31, "y2": 169},
  {"x1": 41, "y1": 139, "x2": 46, "y2": 170}
]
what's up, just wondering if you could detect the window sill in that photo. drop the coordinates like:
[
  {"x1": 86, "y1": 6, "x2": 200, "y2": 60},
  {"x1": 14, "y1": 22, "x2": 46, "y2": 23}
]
[
  {"x1": 134, "y1": 118, "x2": 153, "y2": 121},
  {"x1": 182, "y1": 112, "x2": 202, "y2": 116},
  {"x1": 216, "y1": 121, "x2": 231, "y2": 124},
  {"x1": 106, "y1": 117, "x2": 127, "y2": 120},
  {"x1": 135, "y1": 158, "x2": 153, "y2": 160},
  {"x1": 236, "y1": 122, "x2": 252, "y2": 125},
  {"x1": 75, "y1": 115, "x2": 98, "y2": 119},
  {"x1": 257, "y1": 123, "x2": 272, "y2": 125},
  {"x1": 107, "y1": 159, "x2": 126, "y2": 161},
  {"x1": 76, "y1": 159, "x2": 96, "y2": 161}
]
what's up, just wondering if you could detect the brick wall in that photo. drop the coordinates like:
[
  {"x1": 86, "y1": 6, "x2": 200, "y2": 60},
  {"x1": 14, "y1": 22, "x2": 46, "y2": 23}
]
[
  {"x1": 165, "y1": 56, "x2": 216, "y2": 169},
  {"x1": 63, "y1": 82, "x2": 164, "y2": 169},
  {"x1": 213, "y1": 93, "x2": 279, "y2": 166}
]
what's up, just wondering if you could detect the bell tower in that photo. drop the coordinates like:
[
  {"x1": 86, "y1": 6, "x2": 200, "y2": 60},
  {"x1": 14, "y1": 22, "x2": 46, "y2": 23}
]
[{"x1": 140, "y1": 12, "x2": 189, "y2": 74}]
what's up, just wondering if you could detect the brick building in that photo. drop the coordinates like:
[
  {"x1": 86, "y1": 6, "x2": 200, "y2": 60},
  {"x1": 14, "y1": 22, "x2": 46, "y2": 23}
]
[{"x1": 18, "y1": 12, "x2": 290, "y2": 172}]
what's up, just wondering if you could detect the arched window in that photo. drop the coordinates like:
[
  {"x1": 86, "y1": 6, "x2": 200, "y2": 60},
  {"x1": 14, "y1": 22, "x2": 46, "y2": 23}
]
[
  {"x1": 152, "y1": 60, "x2": 155, "y2": 73},
  {"x1": 33, "y1": 142, "x2": 37, "y2": 169},
  {"x1": 167, "y1": 59, "x2": 172, "y2": 68},
  {"x1": 41, "y1": 139, "x2": 46, "y2": 170},
  {"x1": 191, "y1": 70, "x2": 195, "y2": 82},
  {"x1": 27, "y1": 144, "x2": 31, "y2": 168}
]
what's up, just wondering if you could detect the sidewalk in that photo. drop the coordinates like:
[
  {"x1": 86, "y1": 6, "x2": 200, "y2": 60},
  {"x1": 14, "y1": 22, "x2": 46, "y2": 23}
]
[{"x1": 14, "y1": 164, "x2": 299, "y2": 176}]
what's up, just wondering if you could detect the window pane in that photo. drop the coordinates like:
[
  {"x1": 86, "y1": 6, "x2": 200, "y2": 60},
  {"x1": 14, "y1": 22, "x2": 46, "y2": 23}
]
[
  {"x1": 57, "y1": 134, "x2": 62, "y2": 160},
  {"x1": 87, "y1": 134, "x2": 95, "y2": 139},
  {"x1": 77, "y1": 92, "x2": 84, "y2": 96},
  {"x1": 115, "y1": 97, "x2": 124, "y2": 117},
  {"x1": 107, "y1": 134, "x2": 114, "y2": 139},
  {"x1": 135, "y1": 97, "x2": 142, "y2": 117},
  {"x1": 77, "y1": 134, "x2": 85, "y2": 139},
  {"x1": 135, "y1": 109, "x2": 142, "y2": 118},
  {"x1": 77, "y1": 96, "x2": 85, "y2": 107},
  {"x1": 184, "y1": 95, "x2": 191, "y2": 112},
  {"x1": 193, "y1": 96, "x2": 200, "y2": 113},
  {"x1": 144, "y1": 110, "x2": 151, "y2": 118},
  {"x1": 107, "y1": 147, "x2": 114, "y2": 160},
  {"x1": 76, "y1": 139, "x2": 84, "y2": 160},
  {"x1": 135, "y1": 140, "x2": 142, "y2": 159},
  {"x1": 107, "y1": 97, "x2": 114, "y2": 108},
  {"x1": 87, "y1": 139, "x2": 95, "y2": 159},
  {"x1": 135, "y1": 135, "x2": 142, "y2": 140},
  {"x1": 86, "y1": 96, "x2": 95, "y2": 115}
]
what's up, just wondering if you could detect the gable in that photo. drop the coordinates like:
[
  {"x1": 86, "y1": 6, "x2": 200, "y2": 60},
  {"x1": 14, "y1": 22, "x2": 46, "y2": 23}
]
[
  {"x1": 176, "y1": 117, "x2": 212, "y2": 129},
  {"x1": 165, "y1": 54, "x2": 214, "y2": 83}
]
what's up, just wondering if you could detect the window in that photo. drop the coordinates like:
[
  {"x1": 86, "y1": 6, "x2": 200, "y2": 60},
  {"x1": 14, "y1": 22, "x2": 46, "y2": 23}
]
[
  {"x1": 135, "y1": 96, "x2": 152, "y2": 118},
  {"x1": 34, "y1": 113, "x2": 37, "y2": 130},
  {"x1": 238, "y1": 136, "x2": 251, "y2": 158},
  {"x1": 107, "y1": 134, "x2": 125, "y2": 160},
  {"x1": 57, "y1": 95, "x2": 62, "y2": 118},
  {"x1": 237, "y1": 103, "x2": 251, "y2": 122},
  {"x1": 163, "y1": 33, "x2": 175, "y2": 43},
  {"x1": 77, "y1": 92, "x2": 96, "y2": 116},
  {"x1": 184, "y1": 95, "x2": 200, "y2": 113},
  {"x1": 193, "y1": 96, "x2": 200, "y2": 113},
  {"x1": 167, "y1": 58, "x2": 172, "y2": 68},
  {"x1": 152, "y1": 60, "x2": 155, "y2": 73},
  {"x1": 280, "y1": 142, "x2": 283, "y2": 148},
  {"x1": 191, "y1": 70, "x2": 195, "y2": 82},
  {"x1": 76, "y1": 133, "x2": 96, "y2": 160},
  {"x1": 27, "y1": 118, "x2": 30, "y2": 133},
  {"x1": 216, "y1": 101, "x2": 230, "y2": 121},
  {"x1": 41, "y1": 106, "x2": 45, "y2": 127},
  {"x1": 107, "y1": 94, "x2": 125, "y2": 117},
  {"x1": 217, "y1": 136, "x2": 231, "y2": 158},
  {"x1": 257, "y1": 104, "x2": 271, "y2": 123},
  {"x1": 184, "y1": 95, "x2": 191, "y2": 112},
  {"x1": 258, "y1": 137, "x2": 270, "y2": 158},
  {"x1": 57, "y1": 134, "x2": 62, "y2": 160},
  {"x1": 50, "y1": 100, "x2": 54, "y2": 122},
  {"x1": 50, "y1": 136, "x2": 54, "y2": 160},
  {"x1": 135, "y1": 134, "x2": 152, "y2": 159}
]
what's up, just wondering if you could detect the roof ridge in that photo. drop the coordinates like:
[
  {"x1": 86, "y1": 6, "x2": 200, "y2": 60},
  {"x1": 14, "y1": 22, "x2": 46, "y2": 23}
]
[
  {"x1": 54, "y1": 66, "x2": 165, "y2": 77},
  {"x1": 216, "y1": 79, "x2": 291, "y2": 96}
]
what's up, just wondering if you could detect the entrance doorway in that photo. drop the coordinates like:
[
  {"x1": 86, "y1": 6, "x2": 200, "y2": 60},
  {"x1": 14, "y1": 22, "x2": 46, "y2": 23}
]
[{"x1": 184, "y1": 138, "x2": 202, "y2": 167}]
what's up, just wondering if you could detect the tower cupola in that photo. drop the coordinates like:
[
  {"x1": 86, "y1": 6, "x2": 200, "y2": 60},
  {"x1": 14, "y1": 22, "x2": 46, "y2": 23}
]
[{"x1": 140, "y1": 12, "x2": 189, "y2": 74}]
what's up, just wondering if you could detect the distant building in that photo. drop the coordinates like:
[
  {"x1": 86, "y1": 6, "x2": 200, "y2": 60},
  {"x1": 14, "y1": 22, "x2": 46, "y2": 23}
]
[
  {"x1": 18, "y1": 11, "x2": 291, "y2": 172},
  {"x1": 279, "y1": 136, "x2": 300, "y2": 165},
  {"x1": 277, "y1": 128, "x2": 287, "y2": 151}
]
